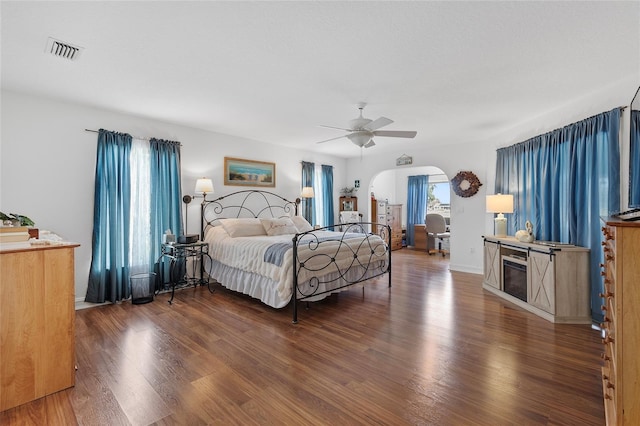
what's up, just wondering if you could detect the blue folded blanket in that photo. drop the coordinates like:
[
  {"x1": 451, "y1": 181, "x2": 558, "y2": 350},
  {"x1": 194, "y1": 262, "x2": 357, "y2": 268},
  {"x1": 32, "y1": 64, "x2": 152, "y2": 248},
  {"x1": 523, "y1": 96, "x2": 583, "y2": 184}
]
[{"x1": 263, "y1": 233, "x2": 363, "y2": 267}]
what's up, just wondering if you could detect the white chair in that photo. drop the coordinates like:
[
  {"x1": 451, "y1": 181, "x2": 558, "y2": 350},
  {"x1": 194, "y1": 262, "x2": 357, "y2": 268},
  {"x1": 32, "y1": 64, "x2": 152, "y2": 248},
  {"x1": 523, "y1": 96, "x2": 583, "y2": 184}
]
[
  {"x1": 340, "y1": 211, "x2": 363, "y2": 232},
  {"x1": 425, "y1": 213, "x2": 450, "y2": 256}
]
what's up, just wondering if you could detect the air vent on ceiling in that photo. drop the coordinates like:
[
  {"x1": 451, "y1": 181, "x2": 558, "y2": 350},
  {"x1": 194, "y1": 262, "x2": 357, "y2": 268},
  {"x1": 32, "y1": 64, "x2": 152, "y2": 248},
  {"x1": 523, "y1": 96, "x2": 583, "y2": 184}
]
[{"x1": 45, "y1": 37, "x2": 83, "y2": 61}]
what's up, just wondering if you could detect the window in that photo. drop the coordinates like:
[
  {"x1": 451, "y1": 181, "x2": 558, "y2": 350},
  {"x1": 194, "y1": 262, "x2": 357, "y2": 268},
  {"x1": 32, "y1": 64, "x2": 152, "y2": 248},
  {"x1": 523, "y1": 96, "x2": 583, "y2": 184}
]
[{"x1": 428, "y1": 181, "x2": 451, "y2": 219}]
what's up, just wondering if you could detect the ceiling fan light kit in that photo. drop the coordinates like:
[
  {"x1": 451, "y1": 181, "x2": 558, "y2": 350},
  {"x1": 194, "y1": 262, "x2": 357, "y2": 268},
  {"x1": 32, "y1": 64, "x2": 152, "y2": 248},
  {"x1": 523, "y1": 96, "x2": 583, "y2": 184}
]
[{"x1": 317, "y1": 104, "x2": 417, "y2": 149}]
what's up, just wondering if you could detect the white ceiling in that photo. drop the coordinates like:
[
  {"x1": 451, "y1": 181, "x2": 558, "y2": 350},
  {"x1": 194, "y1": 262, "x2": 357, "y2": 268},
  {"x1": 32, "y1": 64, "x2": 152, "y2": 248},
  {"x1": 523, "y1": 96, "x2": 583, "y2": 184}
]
[{"x1": 2, "y1": 1, "x2": 639, "y2": 158}]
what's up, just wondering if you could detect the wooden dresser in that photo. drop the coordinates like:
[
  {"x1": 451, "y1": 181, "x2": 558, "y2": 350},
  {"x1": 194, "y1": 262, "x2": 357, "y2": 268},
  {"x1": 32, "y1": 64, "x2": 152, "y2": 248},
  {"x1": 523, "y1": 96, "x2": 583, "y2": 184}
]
[
  {"x1": 0, "y1": 242, "x2": 79, "y2": 411},
  {"x1": 600, "y1": 218, "x2": 640, "y2": 425},
  {"x1": 374, "y1": 200, "x2": 403, "y2": 251}
]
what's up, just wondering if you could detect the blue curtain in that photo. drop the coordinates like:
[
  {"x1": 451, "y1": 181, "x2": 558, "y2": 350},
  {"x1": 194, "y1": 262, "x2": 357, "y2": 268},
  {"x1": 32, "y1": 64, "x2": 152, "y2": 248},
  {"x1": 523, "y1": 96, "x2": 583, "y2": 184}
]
[
  {"x1": 406, "y1": 175, "x2": 428, "y2": 246},
  {"x1": 630, "y1": 110, "x2": 640, "y2": 208},
  {"x1": 321, "y1": 164, "x2": 334, "y2": 228},
  {"x1": 86, "y1": 130, "x2": 132, "y2": 303},
  {"x1": 301, "y1": 161, "x2": 315, "y2": 224},
  {"x1": 150, "y1": 138, "x2": 183, "y2": 268},
  {"x1": 495, "y1": 108, "x2": 621, "y2": 322}
]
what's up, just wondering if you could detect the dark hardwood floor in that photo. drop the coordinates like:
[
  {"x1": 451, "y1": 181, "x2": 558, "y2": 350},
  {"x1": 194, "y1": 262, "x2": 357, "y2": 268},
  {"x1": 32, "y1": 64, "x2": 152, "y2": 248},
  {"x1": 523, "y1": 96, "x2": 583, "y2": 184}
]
[{"x1": 1, "y1": 249, "x2": 605, "y2": 425}]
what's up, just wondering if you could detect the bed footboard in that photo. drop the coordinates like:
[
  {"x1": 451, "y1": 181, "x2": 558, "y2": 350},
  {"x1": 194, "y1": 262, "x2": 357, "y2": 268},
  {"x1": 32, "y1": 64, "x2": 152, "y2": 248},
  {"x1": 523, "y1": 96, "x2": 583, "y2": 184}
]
[{"x1": 291, "y1": 222, "x2": 391, "y2": 323}]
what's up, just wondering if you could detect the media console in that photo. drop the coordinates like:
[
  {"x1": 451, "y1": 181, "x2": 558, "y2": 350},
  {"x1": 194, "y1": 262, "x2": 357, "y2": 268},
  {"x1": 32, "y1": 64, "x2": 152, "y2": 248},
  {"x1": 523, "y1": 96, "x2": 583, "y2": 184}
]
[{"x1": 482, "y1": 235, "x2": 590, "y2": 324}]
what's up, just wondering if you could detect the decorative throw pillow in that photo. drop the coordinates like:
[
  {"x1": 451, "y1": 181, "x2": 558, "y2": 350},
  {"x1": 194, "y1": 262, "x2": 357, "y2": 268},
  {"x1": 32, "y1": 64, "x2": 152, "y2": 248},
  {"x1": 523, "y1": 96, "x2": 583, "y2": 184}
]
[
  {"x1": 291, "y1": 216, "x2": 313, "y2": 233},
  {"x1": 219, "y1": 218, "x2": 267, "y2": 238},
  {"x1": 260, "y1": 217, "x2": 298, "y2": 236}
]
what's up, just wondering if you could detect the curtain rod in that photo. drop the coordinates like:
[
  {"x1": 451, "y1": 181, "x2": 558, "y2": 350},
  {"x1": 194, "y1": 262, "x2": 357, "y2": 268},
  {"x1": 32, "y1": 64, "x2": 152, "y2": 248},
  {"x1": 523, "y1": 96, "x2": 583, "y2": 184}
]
[{"x1": 84, "y1": 128, "x2": 182, "y2": 145}]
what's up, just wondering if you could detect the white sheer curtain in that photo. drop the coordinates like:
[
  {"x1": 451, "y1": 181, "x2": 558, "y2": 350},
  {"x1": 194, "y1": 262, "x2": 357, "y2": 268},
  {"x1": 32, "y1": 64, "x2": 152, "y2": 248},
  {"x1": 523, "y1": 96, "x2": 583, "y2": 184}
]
[
  {"x1": 314, "y1": 166, "x2": 325, "y2": 225},
  {"x1": 129, "y1": 138, "x2": 151, "y2": 275}
]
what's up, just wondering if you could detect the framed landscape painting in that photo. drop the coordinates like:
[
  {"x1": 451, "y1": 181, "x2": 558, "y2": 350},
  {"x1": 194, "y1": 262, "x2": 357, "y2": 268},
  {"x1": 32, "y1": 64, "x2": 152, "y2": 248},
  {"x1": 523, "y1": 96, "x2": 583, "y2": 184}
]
[{"x1": 224, "y1": 157, "x2": 276, "y2": 187}]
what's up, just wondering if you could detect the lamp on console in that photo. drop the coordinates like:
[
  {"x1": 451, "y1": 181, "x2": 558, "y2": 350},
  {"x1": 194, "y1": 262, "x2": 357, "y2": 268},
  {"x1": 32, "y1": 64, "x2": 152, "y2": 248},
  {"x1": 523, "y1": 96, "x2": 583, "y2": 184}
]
[{"x1": 486, "y1": 194, "x2": 514, "y2": 237}]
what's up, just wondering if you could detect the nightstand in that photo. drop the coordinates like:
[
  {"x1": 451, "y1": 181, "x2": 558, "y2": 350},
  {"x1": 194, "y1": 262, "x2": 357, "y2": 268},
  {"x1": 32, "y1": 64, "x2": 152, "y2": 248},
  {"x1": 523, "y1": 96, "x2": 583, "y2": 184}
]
[{"x1": 158, "y1": 241, "x2": 213, "y2": 304}]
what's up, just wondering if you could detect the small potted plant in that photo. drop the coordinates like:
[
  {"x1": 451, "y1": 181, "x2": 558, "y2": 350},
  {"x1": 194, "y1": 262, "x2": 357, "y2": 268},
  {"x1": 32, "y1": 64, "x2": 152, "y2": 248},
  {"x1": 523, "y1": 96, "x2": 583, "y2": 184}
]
[
  {"x1": 0, "y1": 212, "x2": 35, "y2": 227},
  {"x1": 340, "y1": 187, "x2": 357, "y2": 197}
]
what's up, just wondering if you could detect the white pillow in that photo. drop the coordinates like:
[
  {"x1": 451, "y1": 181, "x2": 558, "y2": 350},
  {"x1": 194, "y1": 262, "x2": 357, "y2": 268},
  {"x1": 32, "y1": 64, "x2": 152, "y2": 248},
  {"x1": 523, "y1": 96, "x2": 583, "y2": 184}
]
[
  {"x1": 260, "y1": 217, "x2": 298, "y2": 236},
  {"x1": 291, "y1": 216, "x2": 313, "y2": 233},
  {"x1": 219, "y1": 218, "x2": 267, "y2": 238}
]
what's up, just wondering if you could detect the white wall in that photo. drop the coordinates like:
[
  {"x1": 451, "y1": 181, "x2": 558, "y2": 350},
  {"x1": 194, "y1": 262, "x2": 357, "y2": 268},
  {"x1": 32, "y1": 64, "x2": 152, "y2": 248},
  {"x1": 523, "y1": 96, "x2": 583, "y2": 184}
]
[{"x1": 0, "y1": 90, "x2": 346, "y2": 302}]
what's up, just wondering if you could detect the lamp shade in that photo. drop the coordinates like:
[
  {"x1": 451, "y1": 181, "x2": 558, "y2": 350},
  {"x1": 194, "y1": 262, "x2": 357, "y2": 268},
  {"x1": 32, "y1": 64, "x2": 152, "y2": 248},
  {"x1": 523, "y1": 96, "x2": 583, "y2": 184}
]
[
  {"x1": 346, "y1": 131, "x2": 372, "y2": 147},
  {"x1": 486, "y1": 194, "x2": 514, "y2": 213},
  {"x1": 195, "y1": 178, "x2": 214, "y2": 194},
  {"x1": 301, "y1": 187, "x2": 315, "y2": 198}
]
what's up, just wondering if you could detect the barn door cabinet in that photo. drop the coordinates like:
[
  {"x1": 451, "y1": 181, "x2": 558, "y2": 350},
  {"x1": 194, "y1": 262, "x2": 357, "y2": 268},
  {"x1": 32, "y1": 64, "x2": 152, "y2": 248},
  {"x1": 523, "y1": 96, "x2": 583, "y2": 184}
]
[{"x1": 482, "y1": 236, "x2": 589, "y2": 324}]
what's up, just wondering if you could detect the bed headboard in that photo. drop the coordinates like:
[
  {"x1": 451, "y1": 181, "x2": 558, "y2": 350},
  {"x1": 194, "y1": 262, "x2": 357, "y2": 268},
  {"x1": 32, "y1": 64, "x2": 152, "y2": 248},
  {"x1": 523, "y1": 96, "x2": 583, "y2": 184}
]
[{"x1": 200, "y1": 190, "x2": 299, "y2": 238}]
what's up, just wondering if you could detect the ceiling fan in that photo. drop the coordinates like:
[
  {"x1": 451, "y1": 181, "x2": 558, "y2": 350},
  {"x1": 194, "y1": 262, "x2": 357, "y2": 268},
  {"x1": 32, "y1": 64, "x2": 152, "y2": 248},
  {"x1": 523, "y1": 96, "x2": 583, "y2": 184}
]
[{"x1": 316, "y1": 103, "x2": 417, "y2": 148}]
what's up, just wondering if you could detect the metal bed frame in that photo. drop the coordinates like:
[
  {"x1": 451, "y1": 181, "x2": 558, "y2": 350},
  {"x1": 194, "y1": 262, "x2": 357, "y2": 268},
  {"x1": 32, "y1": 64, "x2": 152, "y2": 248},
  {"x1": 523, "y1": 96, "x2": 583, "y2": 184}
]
[{"x1": 200, "y1": 190, "x2": 392, "y2": 323}]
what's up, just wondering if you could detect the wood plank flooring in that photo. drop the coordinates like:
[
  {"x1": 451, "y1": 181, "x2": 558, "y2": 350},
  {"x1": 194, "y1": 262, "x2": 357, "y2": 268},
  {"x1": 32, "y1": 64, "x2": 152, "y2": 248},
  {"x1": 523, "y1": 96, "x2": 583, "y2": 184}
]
[{"x1": 1, "y1": 249, "x2": 605, "y2": 425}]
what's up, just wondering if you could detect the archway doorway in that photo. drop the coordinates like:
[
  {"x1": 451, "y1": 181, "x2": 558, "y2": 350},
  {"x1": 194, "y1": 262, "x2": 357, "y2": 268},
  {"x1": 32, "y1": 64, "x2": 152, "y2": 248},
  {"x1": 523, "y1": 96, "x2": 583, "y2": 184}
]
[{"x1": 369, "y1": 165, "x2": 450, "y2": 253}]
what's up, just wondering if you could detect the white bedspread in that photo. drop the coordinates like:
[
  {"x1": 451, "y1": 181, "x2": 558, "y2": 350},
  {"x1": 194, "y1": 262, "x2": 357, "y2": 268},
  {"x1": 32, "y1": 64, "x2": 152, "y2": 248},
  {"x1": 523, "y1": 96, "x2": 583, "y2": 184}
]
[{"x1": 203, "y1": 226, "x2": 387, "y2": 308}]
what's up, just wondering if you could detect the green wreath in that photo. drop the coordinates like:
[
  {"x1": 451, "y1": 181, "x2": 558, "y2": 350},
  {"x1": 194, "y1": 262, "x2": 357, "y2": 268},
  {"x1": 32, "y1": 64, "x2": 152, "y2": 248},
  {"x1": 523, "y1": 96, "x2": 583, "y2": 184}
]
[{"x1": 451, "y1": 171, "x2": 482, "y2": 198}]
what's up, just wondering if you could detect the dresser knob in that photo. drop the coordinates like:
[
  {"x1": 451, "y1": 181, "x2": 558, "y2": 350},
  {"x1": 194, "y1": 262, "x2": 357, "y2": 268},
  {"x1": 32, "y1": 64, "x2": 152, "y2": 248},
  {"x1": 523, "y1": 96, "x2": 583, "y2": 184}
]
[
  {"x1": 599, "y1": 292, "x2": 613, "y2": 298},
  {"x1": 602, "y1": 336, "x2": 615, "y2": 344},
  {"x1": 607, "y1": 382, "x2": 615, "y2": 389},
  {"x1": 601, "y1": 305, "x2": 607, "y2": 311},
  {"x1": 604, "y1": 393, "x2": 612, "y2": 400},
  {"x1": 601, "y1": 353, "x2": 610, "y2": 361}
]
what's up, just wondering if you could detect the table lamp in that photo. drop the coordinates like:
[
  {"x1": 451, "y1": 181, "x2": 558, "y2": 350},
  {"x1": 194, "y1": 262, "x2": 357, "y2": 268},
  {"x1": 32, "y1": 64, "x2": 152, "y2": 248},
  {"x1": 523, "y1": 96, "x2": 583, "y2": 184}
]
[{"x1": 486, "y1": 194, "x2": 514, "y2": 237}]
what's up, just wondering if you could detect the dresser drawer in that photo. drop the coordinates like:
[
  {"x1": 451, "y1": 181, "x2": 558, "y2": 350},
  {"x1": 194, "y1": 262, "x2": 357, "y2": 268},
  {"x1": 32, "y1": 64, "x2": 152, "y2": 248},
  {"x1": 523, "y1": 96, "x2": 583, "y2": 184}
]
[{"x1": 602, "y1": 366, "x2": 617, "y2": 426}]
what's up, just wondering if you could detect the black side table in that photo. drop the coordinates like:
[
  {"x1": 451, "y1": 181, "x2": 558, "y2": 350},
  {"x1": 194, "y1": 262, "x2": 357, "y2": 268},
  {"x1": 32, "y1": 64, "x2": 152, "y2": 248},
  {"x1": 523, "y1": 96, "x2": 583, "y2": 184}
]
[{"x1": 158, "y1": 241, "x2": 213, "y2": 304}]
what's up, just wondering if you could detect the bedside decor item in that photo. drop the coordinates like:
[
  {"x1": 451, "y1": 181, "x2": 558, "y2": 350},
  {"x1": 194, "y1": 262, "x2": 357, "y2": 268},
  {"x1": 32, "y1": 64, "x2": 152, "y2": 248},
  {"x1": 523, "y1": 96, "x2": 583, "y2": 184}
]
[
  {"x1": 178, "y1": 234, "x2": 198, "y2": 244},
  {"x1": 451, "y1": 171, "x2": 482, "y2": 198},
  {"x1": 224, "y1": 157, "x2": 275, "y2": 187},
  {"x1": 486, "y1": 193, "x2": 514, "y2": 237},
  {"x1": 515, "y1": 220, "x2": 534, "y2": 242}
]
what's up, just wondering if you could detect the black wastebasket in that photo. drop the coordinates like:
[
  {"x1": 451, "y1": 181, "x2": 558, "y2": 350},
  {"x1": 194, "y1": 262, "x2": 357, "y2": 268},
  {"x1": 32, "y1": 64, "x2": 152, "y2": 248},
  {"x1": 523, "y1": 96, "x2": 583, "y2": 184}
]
[{"x1": 130, "y1": 272, "x2": 156, "y2": 304}]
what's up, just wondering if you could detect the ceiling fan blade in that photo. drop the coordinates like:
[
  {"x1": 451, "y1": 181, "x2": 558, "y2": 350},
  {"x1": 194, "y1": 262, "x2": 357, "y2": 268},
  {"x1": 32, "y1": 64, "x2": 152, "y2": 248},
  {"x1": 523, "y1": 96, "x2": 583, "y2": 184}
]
[
  {"x1": 364, "y1": 117, "x2": 393, "y2": 131},
  {"x1": 364, "y1": 139, "x2": 376, "y2": 148},
  {"x1": 319, "y1": 124, "x2": 352, "y2": 131},
  {"x1": 316, "y1": 135, "x2": 347, "y2": 144},
  {"x1": 373, "y1": 130, "x2": 417, "y2": 138}
]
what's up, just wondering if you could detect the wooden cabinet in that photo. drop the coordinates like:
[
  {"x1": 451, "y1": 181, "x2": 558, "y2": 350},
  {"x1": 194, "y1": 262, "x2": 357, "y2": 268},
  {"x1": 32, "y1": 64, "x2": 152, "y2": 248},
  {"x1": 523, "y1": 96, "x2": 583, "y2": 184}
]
[
  {"x1": 339, "y1": 196, "x2": 357, "y2": 212},
  {"x1": 371, "y1": 200, "x2": 403, "y2": 250},
  {"x1": 386, "y1": 204, "x2": 403, "y2": 251},
  {"x1": 413, "y1": 224, "x2": 427, "y2": 250},
  {"x1": 0, "y1": 243, "x2": 79, "y2": 411},
  {"x1": 482, "y1": 236, "x2": 590, "y2": 324},
  {"x1": 600, "y1": 218, "x2": 640, "y2": 425}
]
